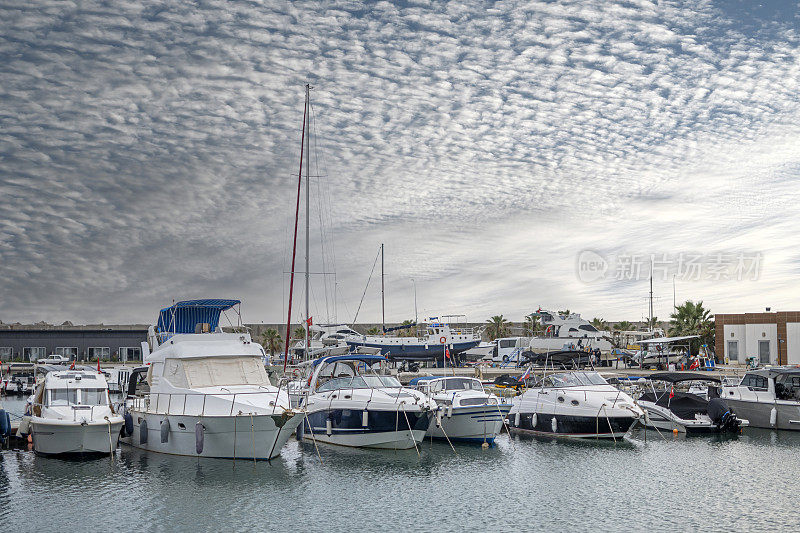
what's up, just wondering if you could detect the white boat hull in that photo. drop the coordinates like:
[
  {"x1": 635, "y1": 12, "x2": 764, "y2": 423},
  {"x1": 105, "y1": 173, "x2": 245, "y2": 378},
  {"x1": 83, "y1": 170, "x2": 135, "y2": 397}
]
[
  {"x1": 302, "y1": 427, "x2": 428, "y2": 449},
  {"x1": 123, "y1": 410, "x2": 304, "y2": 460},
  {"x1": 29, "y1": 416, "x2": 124, "y2": 455},
  {"x1": 427, "y1": 405, "x2": 511, "y2": 444}
]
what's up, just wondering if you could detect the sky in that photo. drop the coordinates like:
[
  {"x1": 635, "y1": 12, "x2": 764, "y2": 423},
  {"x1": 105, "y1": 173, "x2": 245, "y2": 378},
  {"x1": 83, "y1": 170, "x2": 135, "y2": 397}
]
[{"x1": 2, "y1": 0, "x2": 800, "y2": 326}]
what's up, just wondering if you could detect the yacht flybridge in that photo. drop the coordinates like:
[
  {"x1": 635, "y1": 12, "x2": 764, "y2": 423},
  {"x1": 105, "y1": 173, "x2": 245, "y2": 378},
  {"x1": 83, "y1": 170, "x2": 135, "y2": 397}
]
[{"x1": 121, "y1": 299, "x2": 304, "y2": 460}]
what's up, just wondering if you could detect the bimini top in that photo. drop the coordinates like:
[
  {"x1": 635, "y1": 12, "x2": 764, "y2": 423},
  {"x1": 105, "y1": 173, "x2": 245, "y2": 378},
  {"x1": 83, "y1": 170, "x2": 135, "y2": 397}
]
[
  {"x1": 408, "y1": 376, "x2": 437, "y2": 386},
  {"x1": 639, "y1": 335, "x2": 699, "y2": 345},
  {"x1": 156, "y1": 299, "x2": 240, "y2": 336},
  {"x1": 311, "y1": 354, "x2": 387, "y2": 367},
  {"x1": 648, "y1": 372, "x2": 720, "y2": 383}
]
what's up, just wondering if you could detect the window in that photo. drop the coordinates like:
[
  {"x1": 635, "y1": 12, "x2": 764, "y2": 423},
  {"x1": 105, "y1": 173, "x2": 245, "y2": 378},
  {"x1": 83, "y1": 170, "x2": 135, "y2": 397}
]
[
  {"x1": 23, "y1": 347, "x2": 46, "y2": 361},
  {"x1": 88, "y1": 347, "x2": 110, "y2": 360},
  {"x1": 81, "y1": 389, "x2": 109, "y2": 406},
  {"x1": 579, "y1": 324, "x2": 598, "y2": 332},
  {"x1": 727, "y1": 341, "x2": 739, "y2": 362},
  {"x1": 0, "y1": 347, "x2": 11, "y2": 360},
  {"x1": 499, "y1": 340, "x2": 516, "y2": 349},
  {"x1": 49, "y1": 388, "x2": 79, "y2": 406},
  {"x1": 759, "y1": 340, "x2": 771, "y2": 364},
  {"x1": 181, "y1": 357, "x2": 270, "y2": 388},
  {"x1": 119, "y1": 347, "x2": 142, "y2": 362},
  {"x1": 55, "y1": 347, "x2": 78, "y2": 359},
  {"x1": 741, "y1": 374, "x2": 768, "y2": 391}
]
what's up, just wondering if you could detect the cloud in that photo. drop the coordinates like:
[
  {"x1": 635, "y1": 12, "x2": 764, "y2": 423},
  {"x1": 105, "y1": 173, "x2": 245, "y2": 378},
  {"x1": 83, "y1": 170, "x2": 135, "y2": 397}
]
[{"x1": 1, "y1": 0, "x2": 800, "y2": 325}]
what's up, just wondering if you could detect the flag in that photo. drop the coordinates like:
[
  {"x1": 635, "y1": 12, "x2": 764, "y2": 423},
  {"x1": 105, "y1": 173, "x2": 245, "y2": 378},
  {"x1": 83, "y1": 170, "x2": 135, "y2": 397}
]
[
  {"x1": 97, "y1": 358, "x2": 101, "y2": 374},
  {"x1": 306, "y1": 316, "x2": 313, "y2": 327},
  {"x1": 69, "y1": 361, "x2": 75, "y2": 370},
  {"x1": 445, "y1": 346, "x2": 451, "y2": 359},
  {"x1": 669, "y1": 386, "x2": 674, "y2": 399},
  {"x1": 519, "y1": 366, "x2": 532, "y2": 382}
]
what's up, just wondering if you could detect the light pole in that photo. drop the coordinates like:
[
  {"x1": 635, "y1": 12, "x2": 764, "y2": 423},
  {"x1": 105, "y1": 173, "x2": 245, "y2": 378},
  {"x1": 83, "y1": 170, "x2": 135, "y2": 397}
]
[{"x1": 411, "y1": 278, "x2": 418, "y2": 324}]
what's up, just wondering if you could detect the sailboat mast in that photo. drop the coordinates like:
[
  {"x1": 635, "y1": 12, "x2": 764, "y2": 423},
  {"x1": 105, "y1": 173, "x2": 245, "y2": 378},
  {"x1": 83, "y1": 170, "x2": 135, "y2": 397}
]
[
  {"x1": 381, "y1": 243, "x2": 385, "y2": 333},
  {"x1": 305, "y1": 83, "x2": 311, "y2": 356},
  {"x1": 283, "y1": 88, "x2": 308, "y2": 371},
  {"x1": 649, "y1": 265, "x2": 654, "y2": 334}
]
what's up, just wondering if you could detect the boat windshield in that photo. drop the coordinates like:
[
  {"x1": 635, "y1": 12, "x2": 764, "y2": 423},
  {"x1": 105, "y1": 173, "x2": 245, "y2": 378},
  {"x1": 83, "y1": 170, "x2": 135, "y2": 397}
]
[
  {"x1": 48, "y1": 388, "x2": 108, "y2": 406},
  {"x1": 542, "y1": 372, "x2": 608, "y2": 388},
  {"x1": 317, "y1": 374, "x2": 400, "y2": 392},
  {"x1": 435, "y1": 377, "x2": 484, "y2": 392}
]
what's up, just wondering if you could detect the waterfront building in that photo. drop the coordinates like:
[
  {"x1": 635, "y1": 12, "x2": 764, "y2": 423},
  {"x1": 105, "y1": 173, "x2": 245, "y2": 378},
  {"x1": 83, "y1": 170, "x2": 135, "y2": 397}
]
[
  {"x1": 0, "y1": 323, "x2": 147, "y2": 362},
  {"x1": 715, "y1": 311, "x2": 800, "y2": 366}
]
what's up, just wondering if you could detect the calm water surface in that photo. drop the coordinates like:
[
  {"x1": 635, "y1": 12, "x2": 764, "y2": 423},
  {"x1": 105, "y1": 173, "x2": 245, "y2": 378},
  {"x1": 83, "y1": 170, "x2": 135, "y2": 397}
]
[{"x1": 1, "y1": 397, "x2": 799, "y2": 532}]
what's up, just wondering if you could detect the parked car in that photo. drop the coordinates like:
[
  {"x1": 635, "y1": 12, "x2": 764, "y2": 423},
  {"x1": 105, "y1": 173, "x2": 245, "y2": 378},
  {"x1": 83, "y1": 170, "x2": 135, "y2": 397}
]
[{"x1": 36, "y1": 354, "x2": 69, "y2": 365}]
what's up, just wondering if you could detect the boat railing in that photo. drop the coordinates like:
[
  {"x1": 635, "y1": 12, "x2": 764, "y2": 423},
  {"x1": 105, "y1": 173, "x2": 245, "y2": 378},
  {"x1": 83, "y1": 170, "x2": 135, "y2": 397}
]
[
  {"x1": 27, "y1": 401, "x2": 107, "y2": 422},
  {"x1": 127, "y1": 389, "x2": 293, "y2": 417}
]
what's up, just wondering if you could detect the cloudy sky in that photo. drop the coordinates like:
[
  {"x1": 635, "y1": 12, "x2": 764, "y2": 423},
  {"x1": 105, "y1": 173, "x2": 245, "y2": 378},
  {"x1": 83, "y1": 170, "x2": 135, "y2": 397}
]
[{"x1": 2, "y1": 0, "x2": 800, "y2": 326}]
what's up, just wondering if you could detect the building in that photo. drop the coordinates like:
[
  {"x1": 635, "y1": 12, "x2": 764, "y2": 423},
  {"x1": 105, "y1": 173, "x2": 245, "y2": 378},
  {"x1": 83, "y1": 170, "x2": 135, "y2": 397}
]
[
  {"x1": 0, "y1": 324, "x2": 148, "y2": 362},
  {"x1": 715, "y1": 312, "x2": 800, "y2": 366}
]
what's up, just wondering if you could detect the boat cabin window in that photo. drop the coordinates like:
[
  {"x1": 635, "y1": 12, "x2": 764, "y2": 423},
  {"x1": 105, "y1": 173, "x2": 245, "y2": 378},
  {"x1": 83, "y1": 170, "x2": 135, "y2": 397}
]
[
  {"x1": 49, "y1": 388, "x2": 78, "y2": 406},
  {"x1": 174, "y1": 356, "x2": 270, "y2": 388},
  {"x1": 741, "y1": 373, "x2": 768, "y2": 391},
  {"x1": 441, "y1": 377, "x2": 483, "y2": 391},
  {"x1": 80, "y1": 388, "x2": 109, "y2": 405},
  {"x1": 498, "y1": 340, "x2": 516, "y2": 349},
  {"x1": 380, "y1": 376, "x2": 401, "y2": 387},
  {"x1": 317, "y1": 374, "x2": 397, "y2": 392},
  {"x1": 47, "y1": 388, "x2": 108, "y2": 406},
  {"x1": 541, "y1": 372, "x2": 607, "y2": 388},
  {"x1": 774, "y1": 374, "x2": 800, "y2": 400}
]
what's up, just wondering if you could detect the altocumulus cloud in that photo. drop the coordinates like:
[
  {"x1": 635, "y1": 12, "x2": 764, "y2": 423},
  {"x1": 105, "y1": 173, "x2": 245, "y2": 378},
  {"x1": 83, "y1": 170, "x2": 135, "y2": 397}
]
[{"x1": 1, "y1": 0, "x2": 800, "y2": 325}]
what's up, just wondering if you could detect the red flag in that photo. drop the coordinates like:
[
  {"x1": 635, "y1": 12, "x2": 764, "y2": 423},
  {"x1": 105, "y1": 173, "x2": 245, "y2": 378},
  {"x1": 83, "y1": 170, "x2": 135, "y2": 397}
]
[
  {"x1": 69, "y1": 361, "x2": 75, "y2": 370},
  {"x1": 445, "y1": 346, "x2": 451, "y2": 359},
  {"x1": 97, "y1": 358, "x2": 101, "y2": 373},
  {"x1": 306, "y1": 316, "x2": 313, "y2": 327},
  {"x1": 669, "y1": 386, "x2": 674, "y2": 399}
]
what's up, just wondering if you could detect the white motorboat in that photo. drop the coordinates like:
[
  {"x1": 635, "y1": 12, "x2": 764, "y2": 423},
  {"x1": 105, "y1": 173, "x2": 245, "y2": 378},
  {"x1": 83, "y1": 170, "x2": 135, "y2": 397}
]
[
  {"x1": 410, "y1": 376, "x2": 511, "y2": 445},
  {"x1": 20, "y1": 369, "x2": 123, "y2": 455},
  {"x1": 527, "y1": 309, "x2": 613, "y2": 352},
  {"x1": 121, "y1": 299, "x2": 304, "y2": 460},
  {"x1": 636, "y1": 372, "x2": 745, "y2": 434},
  {"x1": 507, "y1": 371, "x2": 643, "y2": 439},
  {"x1": 298, "y1": 354, "x2": 436, "y2": 449},
  {"x1": 722, "y1": 367, "x2": 800, "y2": 431}
]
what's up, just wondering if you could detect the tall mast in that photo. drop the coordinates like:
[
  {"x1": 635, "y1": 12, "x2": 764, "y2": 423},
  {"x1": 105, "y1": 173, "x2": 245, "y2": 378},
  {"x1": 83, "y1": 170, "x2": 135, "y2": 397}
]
[
  {"x1": 283, "y1": 87, "x2": 308, "y2": 371},
  {"x1": 305, "y1": 84, "x2": 311, "y2": 357},
  {"x1": 381, "y1": 243, "x2": 385, "y2": 333},
  {"x1": 649, "y1": 263, "x2": 654, "y2": 334}
]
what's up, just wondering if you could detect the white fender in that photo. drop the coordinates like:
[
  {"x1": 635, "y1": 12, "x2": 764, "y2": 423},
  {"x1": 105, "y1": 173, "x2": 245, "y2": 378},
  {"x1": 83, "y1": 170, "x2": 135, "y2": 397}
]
[
  {"x1": 362, "y1": 410, "x2": 369, "y2": 427},
  {"x1": 551, "y1": 416, "x2": 557, "y2": 433},
  {"x1": 531, "y1": 413, "x2": 537, "y2": 428},
  {"x1": 770, "y1": 407, "x2": 777, "y2": 427},
  {"x1": 326, "y1": 419, "x2": 332, "y2": 436},
  {"x1": 447, "y1": 405, "x2": 453, "y2": 418},
  {"x1": 514, "y1": 412, "x2": 520, "y2": 426}
]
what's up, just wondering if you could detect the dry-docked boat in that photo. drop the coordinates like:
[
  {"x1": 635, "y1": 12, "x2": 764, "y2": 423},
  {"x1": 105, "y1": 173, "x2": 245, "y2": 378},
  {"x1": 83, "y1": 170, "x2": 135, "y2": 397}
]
[
  {"x1": 410, "y1": 376, "x2": 511, "y2": 445},
  {"x1": 636, "y1": 372, "x2": 745, "y2": 434},
  {"x1": 722, "y1": 367, "x2": 800, "y2": 431},
  {"x1": 506, "y1": 371, "x2": 643, "y2": 439},
  {"x1": 121, "y1": 299, "x2": 304, "y2": 460},
  {"x1": 20, "y1": 369, "x2": 123, "y2": 455},
  {"x1": 298, "y1": 354, "x2": 436, "y2": 449}
]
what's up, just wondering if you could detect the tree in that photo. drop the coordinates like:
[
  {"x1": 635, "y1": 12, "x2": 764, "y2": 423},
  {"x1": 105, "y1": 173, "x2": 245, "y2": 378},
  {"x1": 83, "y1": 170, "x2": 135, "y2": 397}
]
[
  {"x1": 524, "y1": 314, "x2": 542, "y2": 336},
  {"x1": 590, "y1": 317, "x2": 608, "y2": 331},
  {"x1": 615, "y1": 320, "x2": 633, "y2": 332},
  {"x1": 486, "y1": 315, "x2": 510, "y2": 341},
  {"x1": 260, "y1": 328, "x2": 282, "y2": 356},
  {"x1": 557, "y1": 309, "x2": 571, "y2": 317},
  {"x1": 669, "y1": 300, "x2": 714, "y2": 353},
  {"x1": 398, "y1": 319, "x2": 417, "y2": 337},
  {"x1": 646, "y1": 316, "x2": 659, "y2": 330},
  {"x1": 293, "y1": 326, "x2": 306, "y2": 340},
  {"x1": 366, "y1": 326, "x2": 381, "y2": 335}
]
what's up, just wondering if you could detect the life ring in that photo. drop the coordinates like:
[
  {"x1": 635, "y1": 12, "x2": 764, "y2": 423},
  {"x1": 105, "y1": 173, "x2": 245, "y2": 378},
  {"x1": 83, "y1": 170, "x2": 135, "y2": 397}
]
[{"x1": 439, "y1": 336, "x2": 446, "y2": 344}]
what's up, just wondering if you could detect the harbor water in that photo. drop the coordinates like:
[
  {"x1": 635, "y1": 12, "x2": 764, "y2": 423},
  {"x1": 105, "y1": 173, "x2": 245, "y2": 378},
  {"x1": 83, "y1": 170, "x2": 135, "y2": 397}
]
[{"x1": 1, "y1": 397, "x2": 799, "y2": 532}]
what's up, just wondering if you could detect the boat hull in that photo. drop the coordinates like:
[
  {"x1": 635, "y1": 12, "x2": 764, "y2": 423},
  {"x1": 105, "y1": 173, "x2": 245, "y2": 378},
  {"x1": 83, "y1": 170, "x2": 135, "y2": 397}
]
[
  {"x1": 725, "y1": 398, "x2": 800, "y2": 431},
  {"x1": 344, "y1": 340, "x2": 480, "y2": 360},
  {"x1": 123, "y1": 410, "x2": 304, "y2": 460},
  {"x1": 507, "y1": 412, "x2": 636, "y2": 439},
  {"x1": 427, "y1": 404, "x2": 511, "y2": 444},
  {"x1": 300, "y1": 408, "x2": 431, "y2": 449},
  {"x1": 29, "y1": 416, "x2": 124, "y2": 455}
]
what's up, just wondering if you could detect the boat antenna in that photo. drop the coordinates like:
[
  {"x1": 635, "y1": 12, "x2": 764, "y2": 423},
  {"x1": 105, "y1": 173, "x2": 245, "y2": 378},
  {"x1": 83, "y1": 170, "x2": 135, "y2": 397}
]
[
  {"x1": 381, "y1": 243, "x2": 385, "y2": 333},
  {"x1": 283, "y1": 85, "x2": 308, "y2": 372}
]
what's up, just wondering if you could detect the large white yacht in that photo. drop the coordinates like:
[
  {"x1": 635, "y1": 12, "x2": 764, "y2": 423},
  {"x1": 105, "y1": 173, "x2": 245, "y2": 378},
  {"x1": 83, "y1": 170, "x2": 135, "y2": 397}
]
[
  {"x1": 410, "y1": 376, "x2": 511, "y2": 445},
  {"x1": 121, "y1": 299, "x2": 304, "y2": 460},
  {"x1": 21, "y1": 369, "x2": 123, "y2": 455},
  {"x1": 507, "y1": 371, "x2": 643, "y2": 439},
  {"x1": 298, "y1": 354, "x2": 436, "y2": 449},
  {"x1": 528, "y1": 309, "x2": 613, "y2": 352}
]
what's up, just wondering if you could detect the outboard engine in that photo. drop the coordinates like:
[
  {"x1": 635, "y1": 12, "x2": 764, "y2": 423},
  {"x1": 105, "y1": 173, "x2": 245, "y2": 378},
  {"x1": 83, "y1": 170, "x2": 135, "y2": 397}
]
[{"x1": 707, "y1": 397, "x2": 740, "y2": 433}]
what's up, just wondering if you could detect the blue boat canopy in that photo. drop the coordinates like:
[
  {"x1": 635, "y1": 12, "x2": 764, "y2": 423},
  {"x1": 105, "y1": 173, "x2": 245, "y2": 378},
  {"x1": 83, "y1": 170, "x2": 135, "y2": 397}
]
[
  {"x1": 408, "y1": 376, "x2": 437, "y2": 385},
  {"x1": 312, "y1": 355, "x2": 387, "y2": 367},
  {"x1": 156, "y1": 299, "x2": 241, "y2": 336}
]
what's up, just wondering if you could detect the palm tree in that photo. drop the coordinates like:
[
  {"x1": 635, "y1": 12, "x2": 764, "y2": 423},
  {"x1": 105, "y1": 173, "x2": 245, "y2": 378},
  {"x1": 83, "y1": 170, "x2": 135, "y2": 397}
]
[
  {"x1": 485, "y1": 315, "x2": 510, "y2": 341},
  {"x1": 615, "y1": 320, "x2": 633, "y2": 332},
  {"x1": 524, "y1": 314, "x2": 542, "y2": 336},
  {"x1": 260, "y1": 328, "x2": 282, "y2": 356},
  {"x1": 670, "y1": 300, "x2": 714, "y2": 353},
  {"x1": 366, "y1": 326, "x2": 381, "y2": 335},
  {"x1": 645, "y1": 316, "x2": 659, "y2": 330},
  {"x1": 398, "y1": 319, "x2": 417, "y2": 337},
  {"x1": 293, "y1": 326, "x2": 306, "y2": 340},
  {"x1": 557, "y1": 309, "x2": 571, "y2": 317},
  {"x1": 590, "y1": 317, "x2": 608, "y2": 331}
]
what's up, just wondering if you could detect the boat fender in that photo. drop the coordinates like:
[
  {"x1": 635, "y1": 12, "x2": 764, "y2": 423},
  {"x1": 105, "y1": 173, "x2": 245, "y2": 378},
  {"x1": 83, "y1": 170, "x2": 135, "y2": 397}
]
[
  {"x1": 195, "y1": 422, "x2": 204, "y2": 454},
  {"x1": 770, "y1": 407, "x2": 777, "y2": 427},
  {"x1": 551, "y1": 416, "x2": 557, "y2": 433},
  {"x1": 139, "y1": 418, "x2": 148, "y2": 444},
  {"x1": 0, "y1": 409, "x2": 7, "y2": 437},
  {"x1": 123, "y1": 412, "x2": 133, "y2": 437},
  {"x1": 326, "y1": 419, "x2": 332, "y2": 436},
  {"x1": 160, "y1": 418, "x2": 170, "y2": 443},
  {"x1": 362, "y1": 410, "x2": 369, "y2": 427},
  {"x1": 435, "y1": 410, "x2": 442, "y2": 427},
  {"x1": 514, "y1": 412, "x2": 520, "y2": 427},
  {"x1": 531, "y1": 413, "x2": 537, "y2": 429},
  {"x1": 447, "y1": 405, "x2": 453, "y2": 418}
]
